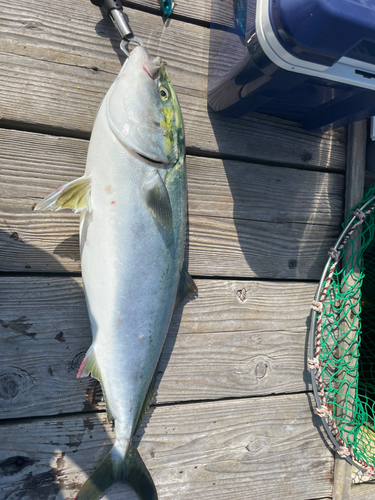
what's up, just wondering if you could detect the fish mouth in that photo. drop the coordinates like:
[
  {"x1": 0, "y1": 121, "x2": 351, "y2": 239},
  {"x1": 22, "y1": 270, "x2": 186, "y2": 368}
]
[{"x1": 142, "y1": 57, "x2": 162, "y2": 80}]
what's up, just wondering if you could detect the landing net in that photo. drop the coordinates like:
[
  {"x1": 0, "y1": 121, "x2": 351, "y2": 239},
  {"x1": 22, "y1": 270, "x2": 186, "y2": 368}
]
[{"x1": 310, "y1": 185, "x2": 375, "y2": 475}]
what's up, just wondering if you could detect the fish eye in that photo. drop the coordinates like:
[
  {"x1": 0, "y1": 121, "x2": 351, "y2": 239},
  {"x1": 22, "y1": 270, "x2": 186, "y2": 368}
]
[{"x1": 159, "y1": 87, "x2": 169, "y2": 101}]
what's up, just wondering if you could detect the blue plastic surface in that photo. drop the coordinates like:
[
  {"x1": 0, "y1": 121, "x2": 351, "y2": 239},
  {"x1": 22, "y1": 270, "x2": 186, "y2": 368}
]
[
  {"x1": 208, "y1": 0, "x2": 375, "y2": 130},
  {"x1": 273, "y1": 0, "x2": 375, "y2": 65}
]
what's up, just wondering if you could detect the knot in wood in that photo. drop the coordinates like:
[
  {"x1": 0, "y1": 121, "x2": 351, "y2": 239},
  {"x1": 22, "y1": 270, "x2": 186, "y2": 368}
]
[
  {"x1": 237, "y1": 287, "x2": 247, "y2": 302},
  {"x1": 246, "y1": 436, "x2": 268, "y2": 454},
  {"x1": 288, "y1": 259, "x2": 297, "y2": 269},
  {"x1": 0, "y1": 367, "x2": 35, "y2": 400},
  {"x1": 0, "y1": 373, "x2": 23, "y2": 400},
  {"x1": 255, "y1": 361, "x2": 268, "y2": 379}
]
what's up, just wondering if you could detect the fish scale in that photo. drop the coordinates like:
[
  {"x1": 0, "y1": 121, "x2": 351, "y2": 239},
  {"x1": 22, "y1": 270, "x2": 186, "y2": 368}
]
[{"x1": 35, "y1": 45, "x2": 196, "y2": 500}]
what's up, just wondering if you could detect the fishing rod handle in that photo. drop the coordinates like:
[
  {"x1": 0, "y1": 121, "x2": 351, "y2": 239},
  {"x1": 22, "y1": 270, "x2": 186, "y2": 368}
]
[{"x1": 90, "y1": 0, "x2": 133, "y2": 39}]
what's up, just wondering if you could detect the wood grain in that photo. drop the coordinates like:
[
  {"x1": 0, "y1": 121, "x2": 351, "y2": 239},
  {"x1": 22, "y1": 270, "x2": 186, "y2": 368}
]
[
  {"x1": 123, "y1": 0, "x2": 212, "y2": 24},
  {"x1": 123, "y1": 0, "x2": 237, "y2": 27},
  {"x1": 0, "y1": 277, "x2": 316, "y2": 418},
  {"x1": 0, "y1": 129, "x2": 345, "y2": 224},
  {"x1": 0, "y1": 130, "x2": 343, "y2": 277},
  {"x1": 351, "y1": 483, "x2": 375, "y2": 499},
  {"x1": 0, "y1": 209, "x2": 340, "y2": 278},
  {"x1": 0, "y1": 394, "x2": 333, "y2": 500},
  {"x1": 0, "y1": 1, "x2": 346, "y2": 168},
  {"x1": 333, "y1": 121, "x2": 367, "y2": 500}
]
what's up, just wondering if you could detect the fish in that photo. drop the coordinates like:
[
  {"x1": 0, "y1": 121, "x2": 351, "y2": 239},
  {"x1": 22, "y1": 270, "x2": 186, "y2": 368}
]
[
  {"x1": 160, "y1": 0, "x2": 174, "y2": 20},
  {"x1": 35, "y1": 45, "x2": 197, "y2": 500}
]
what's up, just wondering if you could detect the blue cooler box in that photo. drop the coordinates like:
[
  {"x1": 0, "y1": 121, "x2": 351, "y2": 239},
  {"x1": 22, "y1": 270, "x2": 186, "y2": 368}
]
[{"x1": 208, "y1": 0, "x2": 375, "y2": 130}]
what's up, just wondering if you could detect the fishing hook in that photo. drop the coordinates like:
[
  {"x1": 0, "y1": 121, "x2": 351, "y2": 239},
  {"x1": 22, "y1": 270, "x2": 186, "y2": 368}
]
[{"x1": 120, "y1": 36, "x2": 144, "y2": 57}]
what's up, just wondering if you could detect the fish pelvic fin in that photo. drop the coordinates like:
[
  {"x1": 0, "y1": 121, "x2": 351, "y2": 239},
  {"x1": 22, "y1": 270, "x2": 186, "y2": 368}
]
[
  {"x1": 74, "y1": 443, "x2": 158, "y2": 500},
  {"x1": 34, "y1": 176, "x2": 91, "y2": 214}
]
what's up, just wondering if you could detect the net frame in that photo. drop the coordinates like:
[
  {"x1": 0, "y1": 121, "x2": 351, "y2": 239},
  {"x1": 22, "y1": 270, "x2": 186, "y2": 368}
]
[{"x1": 310, "y1": 191, "x2": 375, "y2": 476}]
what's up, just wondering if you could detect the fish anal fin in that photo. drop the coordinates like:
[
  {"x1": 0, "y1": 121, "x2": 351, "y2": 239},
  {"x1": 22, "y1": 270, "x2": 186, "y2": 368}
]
[
  {"x1": 175, "y1": 263, "x2": 197, "y2": 306},
  {"x1": 34, "y1": 176, "x2": 91, "y2": 214},
  {"x1": 77, "y1": 345, "x2": 113, "y2": 423},
  {"x1": 77, "y1": 345, "x2": 99, "y2": 379},
  {"x1": 142, "y1": 170, "x2": 173, "y2": 232}
]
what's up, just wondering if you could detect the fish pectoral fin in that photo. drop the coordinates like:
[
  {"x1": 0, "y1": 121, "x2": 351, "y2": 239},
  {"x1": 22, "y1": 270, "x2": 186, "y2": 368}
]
[
  {"x1": 175, "y1": 263, "x2": 198, "y2": 306},
  {"x1": 142, "y1": 169, "x2": 173, "y2": 232},
  {"x1": 34, "y1": 176, "x2": 91, "y2": 214}
]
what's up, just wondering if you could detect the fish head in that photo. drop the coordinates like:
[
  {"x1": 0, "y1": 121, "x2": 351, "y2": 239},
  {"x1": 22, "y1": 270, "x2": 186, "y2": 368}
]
[{"x1": 106, "y1": 46, "x2": 184, "y2": 168}]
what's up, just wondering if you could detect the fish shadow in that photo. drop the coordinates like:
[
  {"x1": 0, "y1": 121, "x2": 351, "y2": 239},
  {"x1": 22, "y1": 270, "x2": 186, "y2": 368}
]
[
  {"x1": 1, "y1": 222, "x2": 193, "y2": 499},
  {"x1": 0, "y1": 227, "x2": 111, "y2": 498}
]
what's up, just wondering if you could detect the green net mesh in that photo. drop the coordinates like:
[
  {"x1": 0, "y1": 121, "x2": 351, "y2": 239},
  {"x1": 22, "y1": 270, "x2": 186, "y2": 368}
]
[{"x1": 316, "y1": 184, "x2": 375, "y2": 469}]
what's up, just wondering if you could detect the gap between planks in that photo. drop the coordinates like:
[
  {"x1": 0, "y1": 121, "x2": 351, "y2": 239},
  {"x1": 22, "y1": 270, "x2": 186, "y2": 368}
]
[
  {"x1": 0, "y1": 393, "x2": 334, "y2": 500},
  {"x1": 0, "y1": 277, "x2": 317, "y2": 418},
  {"x1": 0, "y1": 0, "x2": 347, "y2": 168}
]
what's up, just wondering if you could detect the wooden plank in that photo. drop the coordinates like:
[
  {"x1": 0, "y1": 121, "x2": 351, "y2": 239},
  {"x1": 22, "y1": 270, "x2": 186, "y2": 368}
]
[
  {"x1": 351, "y1": 483, "x2": 375, "y2": 499},
  {"x1": 123, "y1": 0, "x2": 212, "y2": 24},
  {"x1": 123, "y1": 0, "x2": 238, "y2": 27},
  {"x1": 0, "y1": 209, "x2": 340, "y2": 278},
  {"x1": 0, "y1": 277, "x2": 316, "y2": 418},
  {"x1": 0, "y1": 130, "x2": 343, "y2": 278},
  {"x1": 333, "y1": 121, "x2": 367, "y2": 500},
  {"x1": 0, "y1": 394, "x2": 333, "y2": 500},
  {"x1": 345, "y1": 121, "x2": 367, "y2": 218},
  {"x1": 365, "y1": 171, "x2": 375, "y2": 188},
  {"x1": 0, "y1": 2, "x2": 347, "y2": 168},
  {"x1": 0, "y1": 129, "x2": 345, "y2": 224}
]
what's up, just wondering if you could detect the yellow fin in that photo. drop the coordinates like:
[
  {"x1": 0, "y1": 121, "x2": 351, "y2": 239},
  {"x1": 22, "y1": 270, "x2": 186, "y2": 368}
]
[
  {"x1": 34, "y1": 177, "x2": 91, "y2": 214},
  {"x1": 77, "y1": 345, "x2": 100, "y2": 380}
]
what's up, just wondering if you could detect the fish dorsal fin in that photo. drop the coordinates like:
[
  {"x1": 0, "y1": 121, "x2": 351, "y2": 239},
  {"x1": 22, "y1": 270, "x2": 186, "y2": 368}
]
[
  {"x1": 77, "y1": 345, "x2": 113, "y2": 423},
  {"x1": 142, "y1": 169, "x2": 173, "y2": 232},
  {"x1": 34, "y1": 177, "x2": 91, "y2": 214},
  {"x1": 175, "y1": 264, "x2": 198, "y2": 306}
]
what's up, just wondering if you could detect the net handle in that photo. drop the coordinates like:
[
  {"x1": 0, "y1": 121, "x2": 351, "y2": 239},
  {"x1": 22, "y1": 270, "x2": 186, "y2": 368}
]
[{"x1": 310, "y1": 194, "x2": 375, "y2": 473}]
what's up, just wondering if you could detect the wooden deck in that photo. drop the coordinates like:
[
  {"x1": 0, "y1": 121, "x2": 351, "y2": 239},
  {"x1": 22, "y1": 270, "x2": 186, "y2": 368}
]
[{"x1": 0, "y1": 0, "x2": 373, "y2": 498}]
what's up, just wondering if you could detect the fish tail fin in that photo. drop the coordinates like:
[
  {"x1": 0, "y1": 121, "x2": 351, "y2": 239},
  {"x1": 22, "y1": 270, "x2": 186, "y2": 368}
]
[{"x1": 74, "y1": 442, "x2": 157, "y2": 500}]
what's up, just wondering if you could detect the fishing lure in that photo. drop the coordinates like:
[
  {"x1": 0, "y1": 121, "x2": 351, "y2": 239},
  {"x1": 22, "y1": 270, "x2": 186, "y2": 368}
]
[{"x1": 160, "y1": 0, "x2": 174, "y2": 19}]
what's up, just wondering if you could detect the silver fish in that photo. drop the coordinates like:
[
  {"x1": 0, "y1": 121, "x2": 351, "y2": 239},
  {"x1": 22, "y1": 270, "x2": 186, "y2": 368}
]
[{"x1": 35, "y1": 45, "x2": 196, "y2": 500}]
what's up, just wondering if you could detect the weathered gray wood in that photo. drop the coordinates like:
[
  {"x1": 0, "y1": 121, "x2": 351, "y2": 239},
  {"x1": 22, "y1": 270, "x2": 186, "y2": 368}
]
[
  {"x1": 351, "y1": 482, "x2": 375, "y2": 499},
  {"x1": 0, "y1": 128, "x2": 342, "y2": 277},
  {"x1": 0, "y1": 2, "x2": 346, "y2": 168},
  {"x1": 345, "y1": 121, "x2": 367, "y2": 218},
  {"x1": 333, "y1": 121, "x2": 367, "y2": 500},
  {"x1": 0, "y1": 394, "x2": 333, "y2": 499},
  {"x1": 124, "y1": 0, "x2": 237, "y2": 27},
  {"x1": 0, "y1": 277, "x2": 316, "y2": 418},
  {"x1": 0, "y1": 209, "x2": 340, "y2": 278},
  {"x1": 364, "y1": 171, "x2": 375, "y2": 188},
  {"x1": 124, "y1": 0, "x2": 212, "y2": 23},
  {"x1": 0, "y1": 129, "x2": 345, "y2": 224}
]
